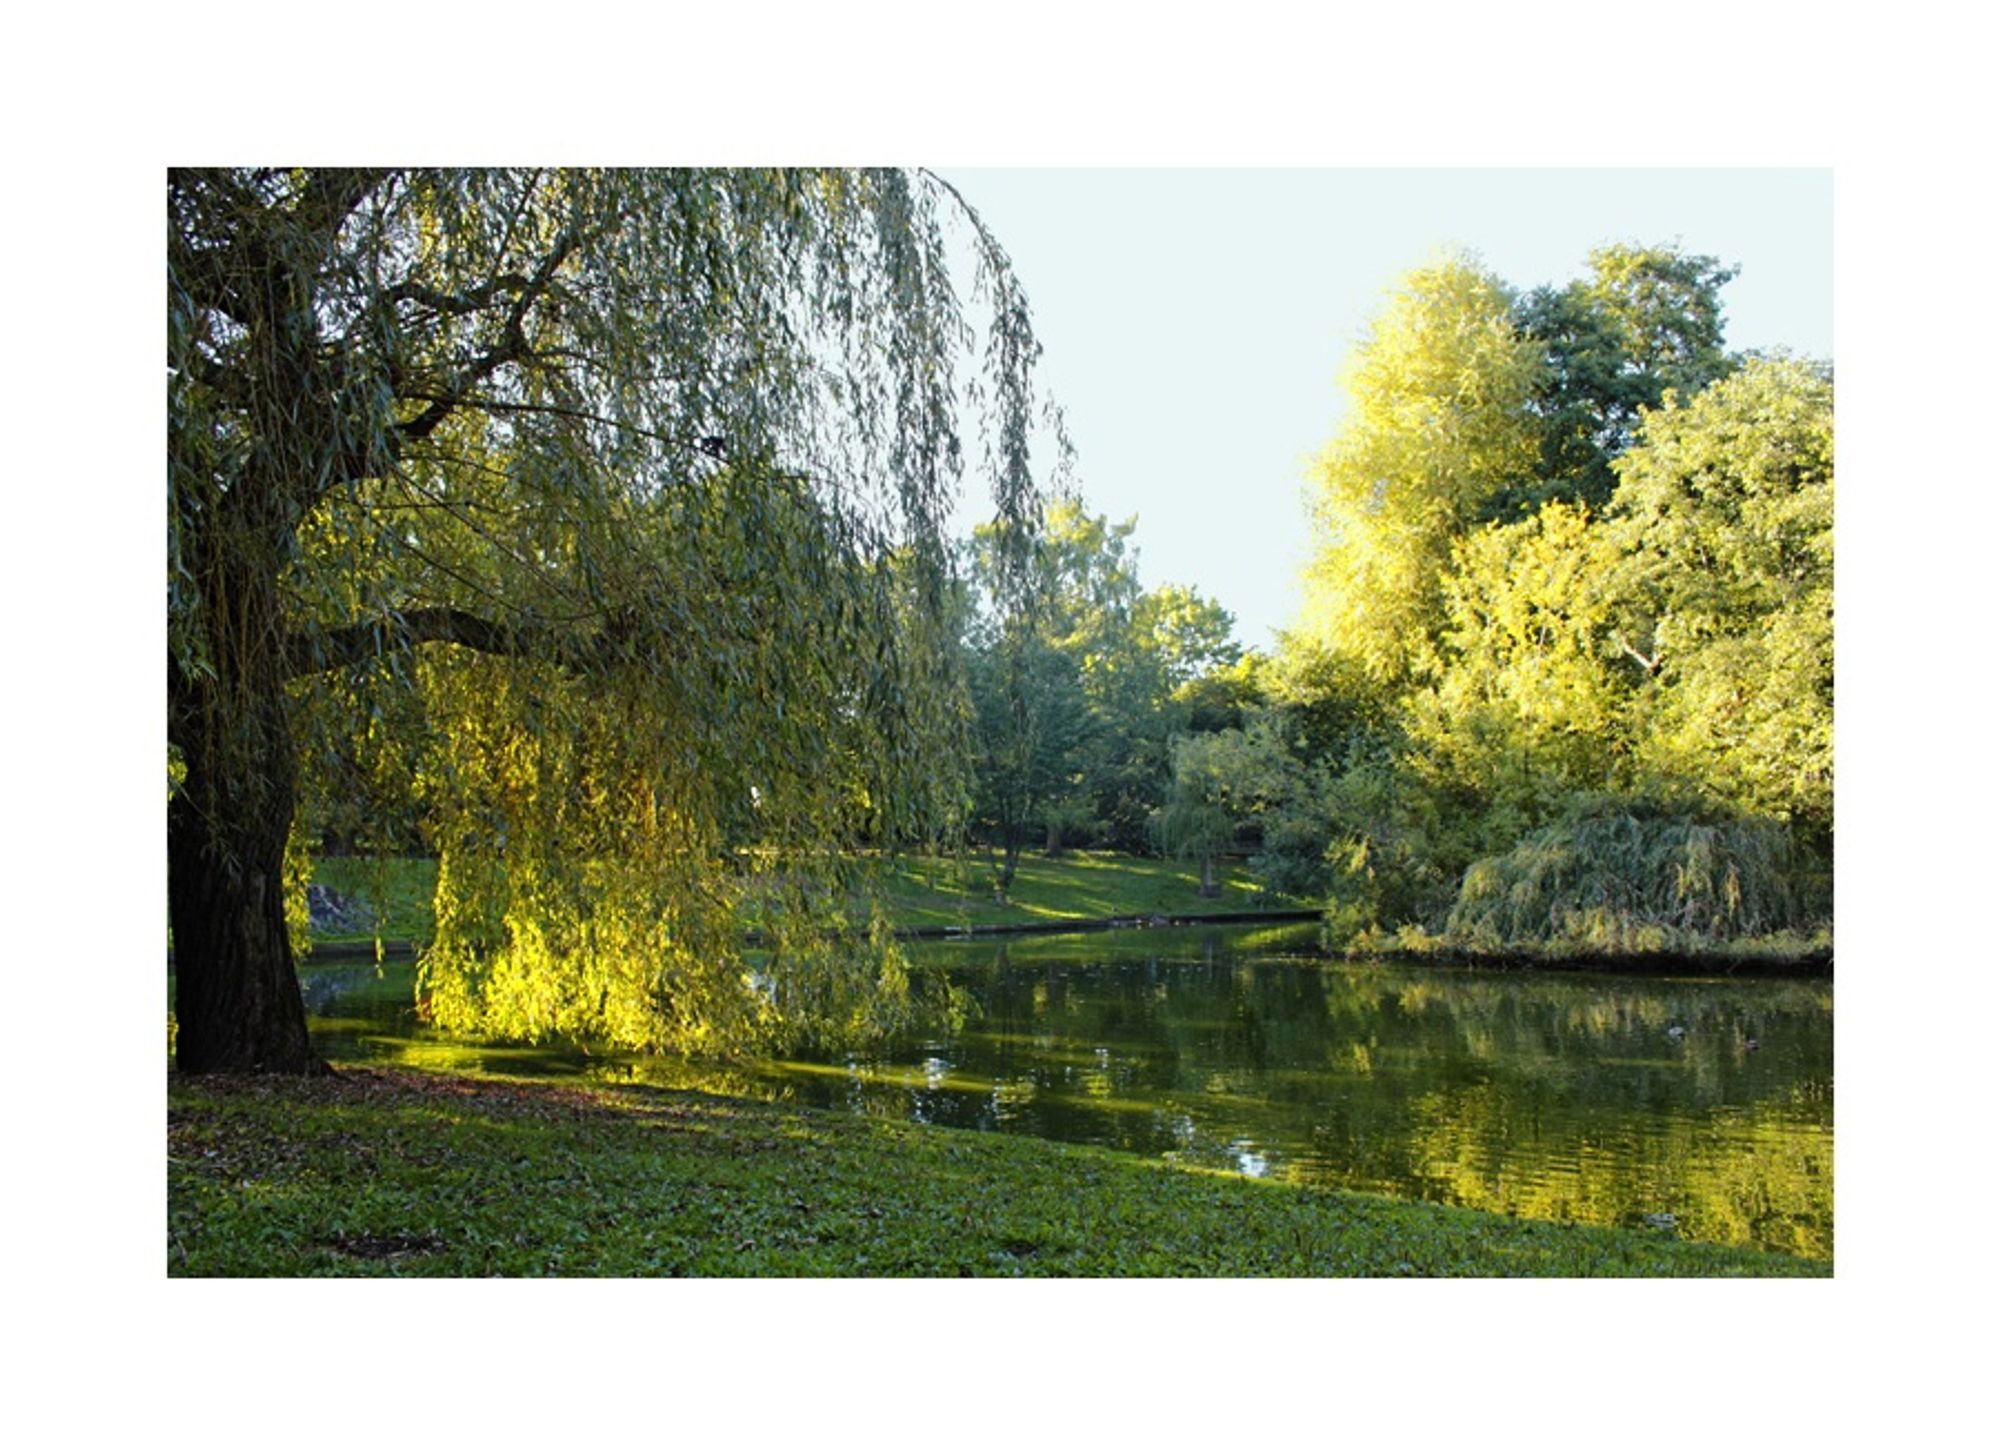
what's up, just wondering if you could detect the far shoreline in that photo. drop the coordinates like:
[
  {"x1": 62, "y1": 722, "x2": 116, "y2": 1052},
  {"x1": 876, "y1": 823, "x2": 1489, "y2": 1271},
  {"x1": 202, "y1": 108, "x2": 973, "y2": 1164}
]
[{"x1": 295, "y1": 913, "x2": 1832, "y2": 981}]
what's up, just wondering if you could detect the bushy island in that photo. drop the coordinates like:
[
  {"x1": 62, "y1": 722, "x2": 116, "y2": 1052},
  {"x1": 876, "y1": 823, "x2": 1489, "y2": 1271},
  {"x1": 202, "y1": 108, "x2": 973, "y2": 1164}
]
[{"x1": 167, "y1": 1068, "x2": 1825, "y2": 1278}]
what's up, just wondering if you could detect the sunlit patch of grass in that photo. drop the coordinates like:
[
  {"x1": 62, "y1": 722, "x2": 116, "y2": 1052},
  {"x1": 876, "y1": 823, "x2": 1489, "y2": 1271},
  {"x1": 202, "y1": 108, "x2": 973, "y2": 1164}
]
[
  {"x1": 169, "y1": 1067, "x2": 1828, "y2": 1278},
  {"x1": 309, "y1": 853, "x2": 1294, "y2": 957},
  {"x1": 868, "y1": 851, "x2": 1276, "y2": 930}
]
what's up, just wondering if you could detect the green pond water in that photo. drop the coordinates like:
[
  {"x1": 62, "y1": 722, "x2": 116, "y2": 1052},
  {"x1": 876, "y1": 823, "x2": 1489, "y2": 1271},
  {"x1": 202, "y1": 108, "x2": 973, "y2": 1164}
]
[{"x1": 294, "y1": 922, "x2": 1833, "y2": 1260}]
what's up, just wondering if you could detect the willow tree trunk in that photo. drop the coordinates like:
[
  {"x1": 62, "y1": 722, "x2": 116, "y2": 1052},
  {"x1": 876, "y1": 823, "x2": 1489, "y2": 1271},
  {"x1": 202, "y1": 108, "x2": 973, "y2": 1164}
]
[
  {"x1": 168, "y1": 559, "x2": 322, "y2": 1075},
  {"x1": 169, "y1": 795, "x2": 319, "y2": 1074}
]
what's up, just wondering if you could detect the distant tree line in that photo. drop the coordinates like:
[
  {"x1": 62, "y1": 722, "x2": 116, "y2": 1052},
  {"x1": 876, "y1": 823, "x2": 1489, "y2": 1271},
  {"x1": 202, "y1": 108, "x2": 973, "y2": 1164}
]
[{"x1": 957, "y1": 500, "x2": 1242, "y2": 893}]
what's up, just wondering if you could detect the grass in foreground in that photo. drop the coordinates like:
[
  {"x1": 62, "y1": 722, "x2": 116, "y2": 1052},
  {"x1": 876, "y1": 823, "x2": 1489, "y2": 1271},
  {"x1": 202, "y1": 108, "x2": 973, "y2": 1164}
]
[{"x1": 167, "y1": 1068, "x2": 1826, "y2": 1278}]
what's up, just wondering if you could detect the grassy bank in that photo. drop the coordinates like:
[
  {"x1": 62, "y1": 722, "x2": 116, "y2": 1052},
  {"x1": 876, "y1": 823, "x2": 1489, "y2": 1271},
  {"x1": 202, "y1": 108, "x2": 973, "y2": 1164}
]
[
  {"x1": 868, "y1": 851, "x2": 1270, "y2": 929},
  {"x1": 167, "y1": 1067, "x2": 1825, "y2": 1277},
  {"x1": 307, "y1": 851, "x2": 1277, "y2": 951},
  {"x1": 306, "y1": 850, "x2": 1827, "y2": 969}
]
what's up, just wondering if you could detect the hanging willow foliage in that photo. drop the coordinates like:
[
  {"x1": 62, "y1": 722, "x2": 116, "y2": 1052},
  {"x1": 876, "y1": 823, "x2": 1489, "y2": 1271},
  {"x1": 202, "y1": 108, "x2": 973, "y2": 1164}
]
[
  {"x1": 168, "y1": 168, "x2": 1062, "y2": 1071},
  {"x1": 1443, "y1": 805, "x2": 1813, "y2": 955}
]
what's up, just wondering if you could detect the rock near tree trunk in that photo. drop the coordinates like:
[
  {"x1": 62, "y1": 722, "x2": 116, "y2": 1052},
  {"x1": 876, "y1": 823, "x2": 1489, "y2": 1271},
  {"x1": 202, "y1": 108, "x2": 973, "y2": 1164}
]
[{"x1": 306, "y1": 884, "x2": 376, "y2": 934}]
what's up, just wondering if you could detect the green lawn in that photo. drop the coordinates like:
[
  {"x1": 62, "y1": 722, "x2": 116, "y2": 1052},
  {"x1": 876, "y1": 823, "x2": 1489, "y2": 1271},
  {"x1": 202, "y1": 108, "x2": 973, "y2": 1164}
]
[
  {"x1": 310, "y1": 855, "x2": 439, "y2": 947},
  {"x1": 167, "y1": 1067, "x2": 1825, "y2": 1278},
  {"x1": 306, "y1": 851, "x2": 1284, "y2": 952},
  {"x1": 867, "y1": 850, "x2": 1275, "y2": 929}
]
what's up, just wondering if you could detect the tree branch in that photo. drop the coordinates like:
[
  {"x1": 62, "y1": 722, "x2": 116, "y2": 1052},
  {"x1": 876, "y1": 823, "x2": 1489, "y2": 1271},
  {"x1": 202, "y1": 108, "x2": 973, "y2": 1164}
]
[
  {"x1": 396, "y1": 226, "x2": 584, "y2": 445},
  {"x1": 286, "y1": 605, "x2": 664, "y2": 680},
  {"x1": 1612, "y1": 631, "x2": 1661, "y2": 674},
  {"x1": 292, "y1": 168, "x2": 393, "y2": 245},
  {"x1": 385, "y1": 274, "x2": 532, "y2": 317}
]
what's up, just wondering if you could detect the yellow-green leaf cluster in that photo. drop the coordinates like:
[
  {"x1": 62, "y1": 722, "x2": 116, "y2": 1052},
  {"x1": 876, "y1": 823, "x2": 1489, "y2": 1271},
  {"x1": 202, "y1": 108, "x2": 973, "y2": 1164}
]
[{"x1": 1300, "y1": 255, "x2": 1543, "y2": 687}]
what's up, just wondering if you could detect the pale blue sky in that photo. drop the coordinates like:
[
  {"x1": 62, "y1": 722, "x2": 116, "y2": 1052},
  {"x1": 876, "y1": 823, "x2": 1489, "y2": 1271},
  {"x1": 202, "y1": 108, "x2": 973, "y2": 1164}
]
[{"x1": 942, "y1": 169, "x2": 1834, "y2": 649}]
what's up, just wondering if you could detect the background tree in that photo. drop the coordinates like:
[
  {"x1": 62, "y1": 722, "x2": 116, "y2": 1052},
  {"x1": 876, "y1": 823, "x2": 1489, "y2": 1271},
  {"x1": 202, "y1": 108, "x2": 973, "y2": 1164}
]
[
  {"x1": 1109, "y1": 583, "x2": 1243, "y2": 845},
  {"x1": 1284, "y1": 254, "x2": 1545, "y2": 936},
  {"x1": 1298, "y1": 254, "x2": 1543, "y2": 690},
  {"x1": 1498, "y1": 243, "x2": 1739, "y2": 519},
  {"x1": 1604, "y1": 356, "x2": 1835, "y2": 845},
  {"x1": 1280, "y1": 247, "x2": 1829, "y2": 951},
  {"x1": 1024, "y1": 504, "x2": 1145, "y2": 854},
  {"x1": 1171, "y1": 641, "x2": 1270, "y2": 737},
  {"x1": 961, "y1": 577, "x2": 1095, "y2": 894},
  {"x1": 963, "y1": 501, "x2": 1241, "y2": 872},
  {"x1": 1403, "y1": 500, "x2": 1632, "y2": 851},
  {"x1": 1407, "y1": 362, "x2": 1833, "y2": 950},
  {"x1": 168, "y1": 167, "x2": 1053, "y2": 1073},
  {"x1": 1152, "y1": 732, "x2": 1243, "y2": 898},
  {"x1": 1156, "y1": 710, "x2": 1330, "y2": 899}
]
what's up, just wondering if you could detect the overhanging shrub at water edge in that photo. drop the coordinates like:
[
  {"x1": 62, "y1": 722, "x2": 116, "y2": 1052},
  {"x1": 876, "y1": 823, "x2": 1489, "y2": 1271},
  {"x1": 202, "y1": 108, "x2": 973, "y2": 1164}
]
[{"x1": 1443, "y1": 808, "x2": 1825, "y2": 955}]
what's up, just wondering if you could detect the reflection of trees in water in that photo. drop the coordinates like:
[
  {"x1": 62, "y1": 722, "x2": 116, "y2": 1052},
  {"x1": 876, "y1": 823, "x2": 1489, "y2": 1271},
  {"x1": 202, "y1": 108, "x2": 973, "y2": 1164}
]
[
  {"x1": 1317, "y1": 966, "x2": 1832, "y2": 1100},
  {"x1": 935, "y1": 959, "x2": 1832, "y2": 1257},
  {"x1": 1346, "y1": 970, "x2": 1830, "y2": 1256},
  {"x1": 1372, "y1": 1074, "x2": 1833, "y2": 1258}
]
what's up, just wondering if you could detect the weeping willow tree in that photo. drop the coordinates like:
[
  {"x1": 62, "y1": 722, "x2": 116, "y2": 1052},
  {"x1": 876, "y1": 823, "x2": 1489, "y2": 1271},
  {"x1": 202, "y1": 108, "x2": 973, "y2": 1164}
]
[{"x1": 168, "y1": 168, "x2": 1056, "y2": 1074}]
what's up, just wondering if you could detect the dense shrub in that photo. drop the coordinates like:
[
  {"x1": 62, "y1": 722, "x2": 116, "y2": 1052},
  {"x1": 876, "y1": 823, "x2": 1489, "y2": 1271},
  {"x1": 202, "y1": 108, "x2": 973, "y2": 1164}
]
[{"x1": 1443, "y1": 805, "x2": 1823, "y2": 955}]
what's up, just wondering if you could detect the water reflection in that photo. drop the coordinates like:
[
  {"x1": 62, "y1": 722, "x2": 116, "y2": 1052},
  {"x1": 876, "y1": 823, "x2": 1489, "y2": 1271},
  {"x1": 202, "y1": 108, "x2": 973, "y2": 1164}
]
[{"x1": 295, "y1": 926, "x2": 1832, "y2": 1260}]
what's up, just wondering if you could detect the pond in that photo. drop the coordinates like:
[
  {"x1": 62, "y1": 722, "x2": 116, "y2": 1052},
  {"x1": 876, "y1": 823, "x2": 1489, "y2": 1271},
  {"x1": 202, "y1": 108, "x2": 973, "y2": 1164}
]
[{"x1": 297, "y1": 922, "x2": 1833, "y2": 1261}]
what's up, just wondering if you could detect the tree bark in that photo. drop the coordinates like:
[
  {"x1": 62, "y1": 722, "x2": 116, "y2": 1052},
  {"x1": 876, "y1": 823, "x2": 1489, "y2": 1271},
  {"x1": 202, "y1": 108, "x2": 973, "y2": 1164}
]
[
  {"x1": 169, "y1": 774, "x2": 322, "y2": 1075},
  {"x1": 997, "y1": 821, "x2": 1022, "y2": 894},
  {"x1": 168, "y1": 557, "x2": 323, "y2": 1076},
  {"x1": 1198, "y1": 853, "x2": 1218, "y2": 899}
]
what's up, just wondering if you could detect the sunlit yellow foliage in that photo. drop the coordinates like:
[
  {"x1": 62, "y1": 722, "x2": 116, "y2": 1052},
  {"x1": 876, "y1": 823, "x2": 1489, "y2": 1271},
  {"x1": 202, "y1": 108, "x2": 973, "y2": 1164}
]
[
  {"x1": 1406, "y1": 501, "x2": 1629, "y2": 831},
  {"x1": 282, "y1": 818, "x2": 315, "y2": 962},
  {"x1": 1607, "y1": 358, "x2": 1835, "y2": 829},
  {"x1": 409, "y1": 649, "x2": 930, "y2": 1055},
  {"x1": 1300, "y1": 255, "x2": 1543, "y2": 686}
]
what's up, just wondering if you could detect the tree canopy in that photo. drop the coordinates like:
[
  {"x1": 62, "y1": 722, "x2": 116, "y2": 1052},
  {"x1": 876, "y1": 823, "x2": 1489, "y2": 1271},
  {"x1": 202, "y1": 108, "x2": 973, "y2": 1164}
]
[
  {"x1": 1604, "y1": 356, "x2": 1834, "y2": 833},
  {"x1": 961, "y1": 499, "x2": 1241, "y2": 884},
  {"x1": 1504, "y1": 243, "x2": 1739, "y2": 518},
  {"x1": 1299, "y1": 254, "x2": 1542, "y2": 688},
  {"x1": 1274, "y1": 247, "x2": 1831, "y2": 951},
  {"x1": 168, "y1": 168, "x2": 1056, "y2": 1071}
]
